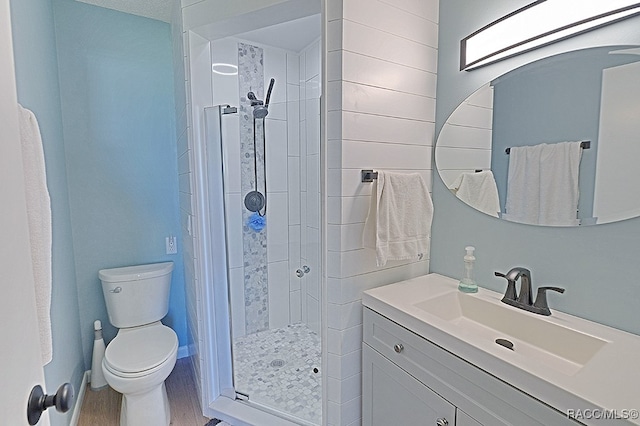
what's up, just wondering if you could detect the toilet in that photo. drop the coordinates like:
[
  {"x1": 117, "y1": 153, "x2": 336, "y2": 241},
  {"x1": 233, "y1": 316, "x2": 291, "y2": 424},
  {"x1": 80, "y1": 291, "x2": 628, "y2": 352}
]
[{"x1": 99, "y1": 262, "x2": 178, "y2": 426}]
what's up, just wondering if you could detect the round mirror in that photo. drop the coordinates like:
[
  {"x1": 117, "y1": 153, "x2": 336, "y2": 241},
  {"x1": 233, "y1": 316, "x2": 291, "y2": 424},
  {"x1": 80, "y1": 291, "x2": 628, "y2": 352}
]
[{"x1": 436, "y1": 45, "x2": 640, "y2": 226}]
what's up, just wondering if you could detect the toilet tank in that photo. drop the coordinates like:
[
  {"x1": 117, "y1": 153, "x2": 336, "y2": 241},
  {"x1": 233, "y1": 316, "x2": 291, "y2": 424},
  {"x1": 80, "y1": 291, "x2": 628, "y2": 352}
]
[{"x1": 99, "y1": 262, "x2": 174, "y2": 328}]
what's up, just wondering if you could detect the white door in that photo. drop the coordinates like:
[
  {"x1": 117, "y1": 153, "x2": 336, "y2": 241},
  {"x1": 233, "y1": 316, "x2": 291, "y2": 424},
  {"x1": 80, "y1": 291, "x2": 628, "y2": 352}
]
[{"x1": 0, "y1": 1, "x2": 50, "y2": 424}]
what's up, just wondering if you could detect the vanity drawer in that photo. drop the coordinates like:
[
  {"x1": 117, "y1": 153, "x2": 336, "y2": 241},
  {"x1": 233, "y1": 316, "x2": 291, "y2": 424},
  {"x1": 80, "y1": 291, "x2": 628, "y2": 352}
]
[{"x1": 363, "y1": 307, "x2": 584, "y2": 426}]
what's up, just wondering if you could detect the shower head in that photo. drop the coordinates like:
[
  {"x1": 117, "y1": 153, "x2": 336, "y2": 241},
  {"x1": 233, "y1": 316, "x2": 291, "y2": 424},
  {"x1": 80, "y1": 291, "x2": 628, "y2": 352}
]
[
  {"x1": 264, "y1": 78, "x2": 275, "y2": 108},
  {"x1": 247, "y1": 78, "x2": 275, "y2": 119}
]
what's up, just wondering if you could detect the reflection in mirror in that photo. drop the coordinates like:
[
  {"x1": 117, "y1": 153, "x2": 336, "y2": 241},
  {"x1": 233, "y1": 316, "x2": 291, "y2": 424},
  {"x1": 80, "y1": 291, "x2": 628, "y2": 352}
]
[{"x1": 436, "y1": 45, "x2": 640, "y2": 226}]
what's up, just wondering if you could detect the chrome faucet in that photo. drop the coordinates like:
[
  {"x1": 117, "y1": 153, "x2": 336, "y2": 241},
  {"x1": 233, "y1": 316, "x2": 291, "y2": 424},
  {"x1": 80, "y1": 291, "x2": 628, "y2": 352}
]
[{"x1": 495, "y1": 267, "x2": 565, "y2": 316}]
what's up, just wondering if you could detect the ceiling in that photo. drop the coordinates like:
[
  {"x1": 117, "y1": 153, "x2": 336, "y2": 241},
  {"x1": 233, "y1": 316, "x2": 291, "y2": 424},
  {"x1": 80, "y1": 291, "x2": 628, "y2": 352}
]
[
  {"x1": 73, "y1": 1, "x2": 321, "y2": 52},
  {"x1": 74, "y1": 0, "x2": 174, "y2": 23}
]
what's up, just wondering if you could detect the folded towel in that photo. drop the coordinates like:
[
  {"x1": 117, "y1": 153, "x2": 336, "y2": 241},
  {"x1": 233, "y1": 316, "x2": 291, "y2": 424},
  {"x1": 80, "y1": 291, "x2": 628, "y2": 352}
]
[
  {"x1": 364, "y1": 171, "x2": 433, "y2": 267},
  {"x1": 449, "y1": 170, "x2": 501, "y2": 217},
  {"x1": 503, "y1": 141, "x2": 582, "y2": 226},
  {"x1": 19, "y1": 104, "x2": 52, "y2": 365}
]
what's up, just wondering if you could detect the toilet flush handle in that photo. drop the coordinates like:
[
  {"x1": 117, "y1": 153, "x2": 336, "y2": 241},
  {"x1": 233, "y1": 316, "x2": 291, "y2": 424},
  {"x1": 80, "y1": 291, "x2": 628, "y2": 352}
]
[{"x1": 109, "y1": 286, "x2": 122, "y2": 293}]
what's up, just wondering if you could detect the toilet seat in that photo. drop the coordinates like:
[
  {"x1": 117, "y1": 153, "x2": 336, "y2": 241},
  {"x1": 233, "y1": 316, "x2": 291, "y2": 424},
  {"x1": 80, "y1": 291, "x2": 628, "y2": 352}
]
[{"x1": 104, "y1": 323, "x2": 177, "y2": 378}]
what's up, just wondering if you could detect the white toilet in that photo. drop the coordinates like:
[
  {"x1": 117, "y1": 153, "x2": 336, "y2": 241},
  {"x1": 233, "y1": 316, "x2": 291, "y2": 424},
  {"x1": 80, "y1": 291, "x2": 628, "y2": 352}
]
[{"x1": 99, "y1": 262, "x2": 178, "y2": 426}]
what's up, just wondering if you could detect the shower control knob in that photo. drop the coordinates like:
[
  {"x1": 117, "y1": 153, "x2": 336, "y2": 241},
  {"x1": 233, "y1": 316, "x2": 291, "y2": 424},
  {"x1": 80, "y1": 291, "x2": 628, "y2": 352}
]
[{"x1": 436, "y1": 418, "x2": 449, "y2": 426}]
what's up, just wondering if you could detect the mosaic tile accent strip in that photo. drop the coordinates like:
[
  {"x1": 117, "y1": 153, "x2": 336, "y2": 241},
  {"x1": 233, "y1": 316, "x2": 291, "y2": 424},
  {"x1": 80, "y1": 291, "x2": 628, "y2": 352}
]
[
  {"x1": 238, "y1": 42, "x2": 269, "y2": 334},
  {"x1": 233, "y1": 323, "x2": 322, "y2": 425}
]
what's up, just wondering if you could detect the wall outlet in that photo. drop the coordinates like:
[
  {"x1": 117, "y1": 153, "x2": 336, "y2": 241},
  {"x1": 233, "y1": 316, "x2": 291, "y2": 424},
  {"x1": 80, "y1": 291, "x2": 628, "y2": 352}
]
[{"x1": 166, "y1": 236, "x2": 177, "y2": 254}]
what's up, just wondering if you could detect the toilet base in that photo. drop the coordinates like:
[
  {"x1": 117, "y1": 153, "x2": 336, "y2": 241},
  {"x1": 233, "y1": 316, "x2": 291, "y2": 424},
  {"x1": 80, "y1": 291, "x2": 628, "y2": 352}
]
[{"x1": 119, "y1": 381, "x2": 170, "y2": 426}]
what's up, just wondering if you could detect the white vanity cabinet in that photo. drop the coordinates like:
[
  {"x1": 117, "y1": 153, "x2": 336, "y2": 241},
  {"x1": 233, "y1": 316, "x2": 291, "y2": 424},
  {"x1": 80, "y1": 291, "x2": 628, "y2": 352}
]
[{"x1": 362, "y1": 307, "x2": 584, "y2": 426}]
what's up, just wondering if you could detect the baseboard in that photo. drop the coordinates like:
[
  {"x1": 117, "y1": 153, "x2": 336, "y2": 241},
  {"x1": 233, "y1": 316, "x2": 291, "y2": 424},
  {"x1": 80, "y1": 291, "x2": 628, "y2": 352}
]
[
  {"x1": 69, "y1": 370, "x2": 90, "y2": 426},
  {"x1": 178, "y1": 344, "x2": 191, "y2": 359}
]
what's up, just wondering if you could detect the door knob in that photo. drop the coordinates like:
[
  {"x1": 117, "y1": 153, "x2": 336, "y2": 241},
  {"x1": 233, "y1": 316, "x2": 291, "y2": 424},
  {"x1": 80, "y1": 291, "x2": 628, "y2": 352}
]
[{"x1": 27, "y1": 383, "x2": 74, "y2": 425}]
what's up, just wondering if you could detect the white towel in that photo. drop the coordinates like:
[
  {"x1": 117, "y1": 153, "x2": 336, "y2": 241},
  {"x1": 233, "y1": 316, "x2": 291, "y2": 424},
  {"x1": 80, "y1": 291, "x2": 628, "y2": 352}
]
[
  {"x1": 503, "y1": 142, "x2": 582, "y2": 226},
  {"x1": 19, "y1": 104, "x2": 53, "y2": 365},
  {"x1": 364, "y1": 171, "x2": 433, "y2": 267},
  {"x1": 449, "y1": 170, "x2": 501, "y2": 218}
]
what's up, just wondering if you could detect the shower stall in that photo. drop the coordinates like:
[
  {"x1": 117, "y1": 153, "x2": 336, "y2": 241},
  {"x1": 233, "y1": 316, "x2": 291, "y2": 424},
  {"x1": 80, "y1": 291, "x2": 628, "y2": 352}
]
[{"x1": 190, "y1": 16, "x2": 323, "y2": 425}]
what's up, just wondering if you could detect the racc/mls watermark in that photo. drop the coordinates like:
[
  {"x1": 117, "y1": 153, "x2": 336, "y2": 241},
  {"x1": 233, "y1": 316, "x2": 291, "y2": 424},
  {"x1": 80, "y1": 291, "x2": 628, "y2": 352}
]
[{"x1": 567, "y1": 409, "x2": 640, "y2": 421}]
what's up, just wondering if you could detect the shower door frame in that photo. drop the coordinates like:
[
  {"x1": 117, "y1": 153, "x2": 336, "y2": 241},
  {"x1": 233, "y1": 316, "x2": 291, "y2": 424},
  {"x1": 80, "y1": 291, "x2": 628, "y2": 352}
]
[
  {"x1": 186, "y1": 11, "x2": 328, "y2": 423},
  {"x1": 197, "y1": 105, "x2": 315, "y2": 426}
]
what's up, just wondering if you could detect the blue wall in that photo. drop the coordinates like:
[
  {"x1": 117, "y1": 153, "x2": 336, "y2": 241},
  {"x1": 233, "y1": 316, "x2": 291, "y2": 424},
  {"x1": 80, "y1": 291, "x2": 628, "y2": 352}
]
[
  {"x1": 432, "y1": 0, "x2": 640, "y2": 336},
  {"x1": 490, "y1": 46, "x2": 640, "y2": 219},
  {"x1": 9, "y1": 0, "x2": 84, "y2": 424},
  {"x1": 52, "y1": 0, "x2": 186, "y2": 366}
]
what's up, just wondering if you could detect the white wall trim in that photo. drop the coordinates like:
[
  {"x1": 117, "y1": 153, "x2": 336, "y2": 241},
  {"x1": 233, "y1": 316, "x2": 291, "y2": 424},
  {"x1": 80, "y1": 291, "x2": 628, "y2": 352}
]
[{"x1": 69, "y1": 370, "x2": 90, "y2": 426}]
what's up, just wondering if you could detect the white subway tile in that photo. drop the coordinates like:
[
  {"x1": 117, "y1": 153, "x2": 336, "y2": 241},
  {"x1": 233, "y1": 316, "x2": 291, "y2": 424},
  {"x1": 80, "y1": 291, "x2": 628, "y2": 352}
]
[
  {"x1": 379, "y1": 0, "x2": 439, "y2": 22},
  {"x1": 265, "y1": 119, "x2": 288, "y2": 192},
  {"x1": 344, "y1": 0, "x2": 438, "y2": 47},
  {"x1": 327, "y1": 20, "x2": 343, "y2": 52},
  {"x1": 266, "y1": 192, "x2": 289, "y2": 263},
  {"x1": 290, "y1": 290, "x2": 301, "y2": 324},
  {"x1": 263, "y1": 47, "x2": 287, "y2": 107},
  {"x1": 328, "y1": 223, "x2": 366, "y2": 252},
  {"x1": 437, "y1": 123, "x2": 493, "y2": 150},
  {"x1": 448, "y1": 102, "x2": 493, "y2": 129},
  {"x1": 435, "y1": 147, "x2": 492, "y2": 172},
  {"x1": 327, "y1": 349, "x2": 362, "y2": 379},
  {"x1": 286, "y1": 53, "x2": 300, "y2": 85},
  {"x1": 327, "y1": 50, "x2": 342, "y2": 83},
  {"x1": 342, "y1": 81, "x2": 435, "y2": 122},
  {"x1": 341, "y1": 140, "x2": 433, "y2": 171},
  {"x1": 229, "y1": 267, "x2": 245, "y2": 338},
  {"x1": 328, "y1": 196, "x2": 371, "y2": 225},
  {"x1": 268, "y1": 261, "x2": 290, "y2": 329},
  {"x1": 342, "y1": 20, "x2": 438, "y2": 73},
  {"x1": 287, "y1": 157, "x2": 301, "y2": 225},
  {"x1": 305, "y1": 40, "x2": 321, "y2": 81},
  {"x1": 222, "y1": 114, "x2": 241, "y2": 193},
  {"x1": 343, "y1": 111, "x2": 435, "y2": 146},
  {"x1": 288, "y1": 225, "x2": 301, "y2": 290},
  {"x1": 342, "y1": 51, "x2": 437, "y2": 97},
  {"x1": 224, "y1": 194, "x2": 243, "y2": 269}
]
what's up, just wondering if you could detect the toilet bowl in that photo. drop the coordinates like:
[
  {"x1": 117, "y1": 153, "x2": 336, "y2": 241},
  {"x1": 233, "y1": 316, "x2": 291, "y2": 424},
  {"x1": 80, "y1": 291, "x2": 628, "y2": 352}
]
[
  {"x1": 102, "y1": 322, "x2": 178, "y2": 425},
  {"x1": 99, "y1": 262, "x2": 177, "y2": 426}
]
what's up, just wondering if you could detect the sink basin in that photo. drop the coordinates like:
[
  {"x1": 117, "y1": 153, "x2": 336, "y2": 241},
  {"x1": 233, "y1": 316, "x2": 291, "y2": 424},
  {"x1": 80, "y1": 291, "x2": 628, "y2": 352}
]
[
  {"x1": 362, "y1": 273, "x2": 640, "y2": 425},
  {"x1": 414, "y1": 292, "x2": 608, "y2": 375}
]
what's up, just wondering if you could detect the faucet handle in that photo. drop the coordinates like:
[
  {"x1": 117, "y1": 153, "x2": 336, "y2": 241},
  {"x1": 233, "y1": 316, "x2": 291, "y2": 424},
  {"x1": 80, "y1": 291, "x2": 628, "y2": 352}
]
[
  {"x1": 495, "y1": 271, "x2": 517, "y2": 302},
  {"x1": 533, "y1": 286, "x2": 565, "y2": 316}
]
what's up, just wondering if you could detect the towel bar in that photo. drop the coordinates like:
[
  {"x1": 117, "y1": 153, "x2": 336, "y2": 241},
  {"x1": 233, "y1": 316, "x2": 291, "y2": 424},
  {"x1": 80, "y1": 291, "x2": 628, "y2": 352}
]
[
  {"x1": 361, "y1": 170, "x2": 378, "y2": 182},
  {"x1": 505, "y1": 140, "x2": 590, "y2": 154}
]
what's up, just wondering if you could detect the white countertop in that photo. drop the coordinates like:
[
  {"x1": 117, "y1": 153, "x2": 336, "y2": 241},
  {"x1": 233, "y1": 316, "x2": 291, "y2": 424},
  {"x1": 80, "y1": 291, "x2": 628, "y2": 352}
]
[{"x1": 362, "y1": 273, "x2": 640, "y2": 425}]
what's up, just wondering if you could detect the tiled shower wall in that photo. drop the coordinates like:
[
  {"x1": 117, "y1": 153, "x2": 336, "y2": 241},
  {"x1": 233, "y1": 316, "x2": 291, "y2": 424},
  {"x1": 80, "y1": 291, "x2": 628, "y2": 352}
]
[
  {"x1": 326, "y1": 0, "x2": 439, "y2": 424},
  {"x1": 210, "y1": 37, "x2": 321, "y2": 339}
]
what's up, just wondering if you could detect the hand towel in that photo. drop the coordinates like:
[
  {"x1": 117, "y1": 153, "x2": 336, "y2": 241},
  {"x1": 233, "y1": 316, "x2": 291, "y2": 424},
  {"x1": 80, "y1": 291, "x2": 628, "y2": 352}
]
[
  {"x1": 449, "y1": 170, "x2": 501, "y2": 217},
  {"x1": 19, "y1": 104, "x2": 53, "y2": 365},
  {"x1": 364, "y1": 171, "x2": 433, "y2": 267},
  {"x1": 503, "y1": 141, "x2": 582, "y2": 226}
]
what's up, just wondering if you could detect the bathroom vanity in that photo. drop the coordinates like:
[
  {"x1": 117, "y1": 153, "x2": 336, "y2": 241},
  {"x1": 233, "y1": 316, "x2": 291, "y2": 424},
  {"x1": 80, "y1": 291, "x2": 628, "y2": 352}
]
[{"x1": 362, "y1": 274, "x2": 640, "y2": 426}]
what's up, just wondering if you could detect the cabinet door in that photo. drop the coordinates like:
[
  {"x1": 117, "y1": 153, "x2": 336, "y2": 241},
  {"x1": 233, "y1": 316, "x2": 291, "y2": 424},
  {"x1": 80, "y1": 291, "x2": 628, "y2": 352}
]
[
  {"x1": 363, "y1": 344, "x2": 455, "y2": 426},
  {"x1": 457, "y1": 409, "x2": 483, "y2": 426}
]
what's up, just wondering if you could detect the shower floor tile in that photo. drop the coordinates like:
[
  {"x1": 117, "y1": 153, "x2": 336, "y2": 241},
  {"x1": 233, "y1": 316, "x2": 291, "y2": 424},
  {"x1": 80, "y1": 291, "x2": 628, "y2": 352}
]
[{"x1": 232, "y1": 323, "x2": 322, "y2": 425}]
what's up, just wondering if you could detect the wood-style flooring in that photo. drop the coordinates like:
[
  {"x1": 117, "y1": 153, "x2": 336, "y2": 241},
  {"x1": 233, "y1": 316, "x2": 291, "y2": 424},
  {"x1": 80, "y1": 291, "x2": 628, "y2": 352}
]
[{"x1": 77, "y1": 358, "x2": 212, "y2": 426}]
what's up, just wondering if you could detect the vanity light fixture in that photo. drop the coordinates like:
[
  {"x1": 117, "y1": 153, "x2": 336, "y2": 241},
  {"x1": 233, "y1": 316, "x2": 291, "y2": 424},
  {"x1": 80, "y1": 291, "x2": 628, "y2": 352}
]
[
  {"x1": 460, "y1": 0, "x2": 640, "y2": 71},
  {"x1": 212, "y1": 63, "x2": 238, "y2": 76}
]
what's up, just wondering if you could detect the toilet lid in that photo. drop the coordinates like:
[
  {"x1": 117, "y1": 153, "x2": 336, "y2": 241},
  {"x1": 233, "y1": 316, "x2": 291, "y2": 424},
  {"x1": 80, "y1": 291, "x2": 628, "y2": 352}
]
[{"x1": 104, "y1": 324, "x2": 178, "y2": 374}]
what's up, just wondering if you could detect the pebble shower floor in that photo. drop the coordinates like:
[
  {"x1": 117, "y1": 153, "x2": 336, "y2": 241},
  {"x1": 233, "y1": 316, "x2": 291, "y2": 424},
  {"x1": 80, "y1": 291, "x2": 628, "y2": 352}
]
[{"x1": 232, "y1": 323, "x2": 322, "y2": 424}]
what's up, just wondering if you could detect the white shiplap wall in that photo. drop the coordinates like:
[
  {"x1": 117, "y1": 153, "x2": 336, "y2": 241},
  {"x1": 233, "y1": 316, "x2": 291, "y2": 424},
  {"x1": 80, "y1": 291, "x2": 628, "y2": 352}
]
[{"x1": 325, "y1": 0, "x2": 439, "y2": 424}]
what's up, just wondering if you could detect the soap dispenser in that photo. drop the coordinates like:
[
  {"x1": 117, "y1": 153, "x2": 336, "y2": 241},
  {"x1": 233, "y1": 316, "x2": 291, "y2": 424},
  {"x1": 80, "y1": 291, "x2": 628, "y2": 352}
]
[{"x1": 458, "y1": 246, "x2": 478, "y2": 293}]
